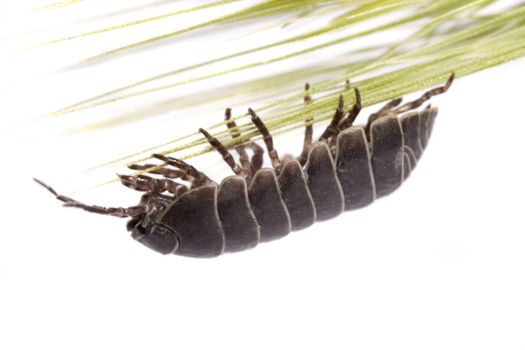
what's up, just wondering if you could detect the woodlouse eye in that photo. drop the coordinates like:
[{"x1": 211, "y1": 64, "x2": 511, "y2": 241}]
[{"x1": 151, "y1": 224, "x2": 170, "y2": 236}]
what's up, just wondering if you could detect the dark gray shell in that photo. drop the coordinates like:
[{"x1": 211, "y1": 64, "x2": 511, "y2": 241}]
[{"x1": 135, "y1": 108, "x2": 438, "y2": 257}]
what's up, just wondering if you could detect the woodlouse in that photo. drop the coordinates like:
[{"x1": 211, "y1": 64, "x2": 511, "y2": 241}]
[{"x1": 35, "y1": 74, "x2": 454, "y2": 258}]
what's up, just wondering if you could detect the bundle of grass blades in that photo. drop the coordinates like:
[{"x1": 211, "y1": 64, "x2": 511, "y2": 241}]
[{"x1": 5, "y1": 0, "x2": 525, "y2": 188}]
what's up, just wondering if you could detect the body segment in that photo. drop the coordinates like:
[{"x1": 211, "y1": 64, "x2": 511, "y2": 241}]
[
  {"x1": 217, "y1": 176, "x2": 260, "y2": 252},
  {"x1": 335, "y1": 126, "x2": 376, "y2": 210},
  {"x1": 278, "y1": 159, "x2": 316, "y2": 230},
  {"x1": 370, "y1": 115, "x2": 405, "y2": 198},
  {"x1": 305, "y1": 142, "x2": 345, "y2": 221},
  {"x1": 159, "y1": 185, "x2": 224, "y2": 258},
  {"x1": 248, "y1": 169, "x2": 291, "y2": 242}
]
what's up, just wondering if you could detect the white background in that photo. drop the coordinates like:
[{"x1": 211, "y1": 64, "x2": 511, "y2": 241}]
[{"x1": 1, "y1": 1, "x2": 525, "y2": 349}]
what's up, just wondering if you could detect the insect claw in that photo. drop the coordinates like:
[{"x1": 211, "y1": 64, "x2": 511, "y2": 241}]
[
  {"x1": 338, "y1": 94, "x2": 344, "y2": 109},
  {"x1": 152, "y1": 153, "x2": 169, "y2": 162},
  {"x1": 118, "y1": 174, "x2": 132, "y2": 182},
  {"x1": 247, "y1": 108, "x2": 257, "y2": 120},
  {"x1": 354, "y1": 87, "x2": 362, "y2": 108},
  {"x1": 118, "y1": 174, "x2": 138, "y2": 189},
  {"x1": 198, "y1": 128, "x2": 209, "y2": 137},
  {"x1": 445, "y1": 72, "x2": 455, "y2": 90},
  {"x1": 304, "y1": 83, "x2": 312, "y2": 103},
  {"x1": 224, "y1": 108, "x2": 232, "y2": 120}
]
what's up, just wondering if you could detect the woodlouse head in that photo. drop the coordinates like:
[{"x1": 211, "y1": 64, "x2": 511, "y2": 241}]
[
  {"x1": 34, "y1": 178, "x2": 180, "y2": 255},
  {"x1": 127, "y1": 193, "x2": 179, "y2": 255}
]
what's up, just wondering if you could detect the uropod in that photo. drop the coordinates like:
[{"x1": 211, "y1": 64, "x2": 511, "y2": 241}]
[{"x1": 36, "y1": 74, "x2": 454, "y2": 258}]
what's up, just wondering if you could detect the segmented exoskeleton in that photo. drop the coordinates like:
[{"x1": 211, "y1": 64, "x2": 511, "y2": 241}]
[{"x1": 36, "y1": 74, "x2": 454, "y2": 257}]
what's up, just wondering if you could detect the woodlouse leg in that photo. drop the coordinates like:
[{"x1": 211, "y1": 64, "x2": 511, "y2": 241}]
[
  {"x1": 298, "y1": 83, "x2": 314, "y2": 166},
  {"x1": 223, "y1": 108, "x2": 265, "y2": 177},
  {"x1": 393, "y1": 73, "x2": 454, "y2": 114},
  {"x1": 249, "y1": 141, "x2": 264, "y2": 173},
  {"x1": 34, "y1": 178, "x2": 145, "y2": 218},
  {"x1": 119, "y1": 174, "x2": 160, "y2": 192},
  {"x1": 321, "y1": 89, "x2": 361, "y2": 152},
  {"x1": 119, "y1": 174, "x2": 187, "y2": 196},
  {"x1": 377, "y1": 97, "x2": 403, "y2": 114},
  {"x1": 304, "y1": 82, "x2": 312, "y2": 103},
  {"x1": 319, "y1": 95, "x2": 345, "y2": 141},
  {"x1": 152, "y1": 154, "x2": 215, "y2": 187},
  {"x1": 199, "y1": 128, "x2": 245, "y2": 176},
  {"x1": 337, "y1": 88, "x2": 362, "y2": 132},
  {"x1": 248, "y1": 108, "x2": 281, "y2": 171},
  {"x1": 127, "y1": 163, "x2": 190, "y2": 181},
  {"x1": 364, "y1": 74, "x2": 453, "y2": 138},
  {"x1": 224, "y1": 108, "x2": 251, "y2": 175}
]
